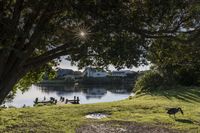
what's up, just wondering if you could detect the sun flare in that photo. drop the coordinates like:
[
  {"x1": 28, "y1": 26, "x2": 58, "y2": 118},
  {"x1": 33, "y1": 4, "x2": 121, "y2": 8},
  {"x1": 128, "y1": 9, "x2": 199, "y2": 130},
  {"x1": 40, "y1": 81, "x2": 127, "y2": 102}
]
[
  {"x1": 80, "y1": 31, "x2": 85, "y2": 37},
  {"x1": 73, "y1": 25, "x2": 91, "y2": 42}
]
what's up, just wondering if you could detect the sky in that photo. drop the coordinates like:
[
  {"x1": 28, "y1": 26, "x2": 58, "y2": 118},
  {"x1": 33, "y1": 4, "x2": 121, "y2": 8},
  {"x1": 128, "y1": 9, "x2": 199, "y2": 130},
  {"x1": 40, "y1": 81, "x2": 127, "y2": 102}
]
[{"x1": 59, "y1": 59, "x2": 150, "y2": 72}]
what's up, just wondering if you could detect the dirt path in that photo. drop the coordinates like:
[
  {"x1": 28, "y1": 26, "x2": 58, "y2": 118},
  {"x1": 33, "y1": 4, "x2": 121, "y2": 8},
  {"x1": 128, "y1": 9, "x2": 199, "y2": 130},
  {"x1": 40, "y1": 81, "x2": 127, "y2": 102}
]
[{"x1": 76, "y1": 121, "x2": 181, "y2": 133}]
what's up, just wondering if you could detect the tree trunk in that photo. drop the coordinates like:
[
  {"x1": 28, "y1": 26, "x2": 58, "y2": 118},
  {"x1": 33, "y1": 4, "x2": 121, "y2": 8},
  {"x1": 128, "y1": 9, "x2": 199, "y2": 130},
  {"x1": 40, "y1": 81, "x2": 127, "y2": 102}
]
[
  {"x1": 0, "y1": 80, "x2": 16, "y2": 104},
  {"x1": 0, "y1": 67, "x2": 25, "y2": 105}
]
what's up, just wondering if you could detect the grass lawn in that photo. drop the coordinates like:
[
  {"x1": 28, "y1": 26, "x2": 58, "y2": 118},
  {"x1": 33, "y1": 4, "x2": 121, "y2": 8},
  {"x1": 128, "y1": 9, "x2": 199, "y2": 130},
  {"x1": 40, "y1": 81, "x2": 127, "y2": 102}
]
[{"x1": 0, "y1": 87, "x2": 200, "y2": 132}]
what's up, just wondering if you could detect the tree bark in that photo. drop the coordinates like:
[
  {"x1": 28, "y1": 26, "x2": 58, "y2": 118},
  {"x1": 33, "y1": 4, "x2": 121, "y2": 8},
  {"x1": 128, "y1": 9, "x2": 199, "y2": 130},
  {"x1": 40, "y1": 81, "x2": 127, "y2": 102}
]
[{"x1": 0, "y1": 69, "x2": 25, "y2": 104}]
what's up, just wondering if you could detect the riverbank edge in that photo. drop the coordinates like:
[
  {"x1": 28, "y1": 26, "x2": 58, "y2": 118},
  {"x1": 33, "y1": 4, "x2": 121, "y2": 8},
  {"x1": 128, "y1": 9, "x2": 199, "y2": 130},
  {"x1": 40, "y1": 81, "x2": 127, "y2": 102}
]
[{"x1": 0, "y1": 87, "x2": 200, "y2": 132}]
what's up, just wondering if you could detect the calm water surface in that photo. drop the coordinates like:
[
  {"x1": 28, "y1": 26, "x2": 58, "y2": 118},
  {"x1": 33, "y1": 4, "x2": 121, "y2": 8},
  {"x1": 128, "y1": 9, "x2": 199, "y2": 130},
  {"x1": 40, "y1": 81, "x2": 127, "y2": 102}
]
[{"x1": 6, "y1": 84, "x2": 133, "y2": 107}]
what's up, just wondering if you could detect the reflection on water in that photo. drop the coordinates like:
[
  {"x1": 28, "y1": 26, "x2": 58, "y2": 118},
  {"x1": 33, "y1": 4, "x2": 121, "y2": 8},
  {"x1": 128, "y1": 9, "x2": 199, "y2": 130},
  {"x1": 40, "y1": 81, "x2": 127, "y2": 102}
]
[{"x1": 6, "y1": 84, "x2": 133, "y2": 107}]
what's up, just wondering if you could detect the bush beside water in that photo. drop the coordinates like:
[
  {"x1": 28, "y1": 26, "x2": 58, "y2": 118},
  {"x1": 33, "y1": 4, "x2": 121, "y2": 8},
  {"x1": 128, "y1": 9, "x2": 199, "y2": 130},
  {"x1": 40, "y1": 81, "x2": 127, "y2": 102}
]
[
  {"x1": 134, "y1": 71, "x2": 164, "y2": 93},
  {"x1": 134, "y1": 70, "x2": 200, "y2": 94}
]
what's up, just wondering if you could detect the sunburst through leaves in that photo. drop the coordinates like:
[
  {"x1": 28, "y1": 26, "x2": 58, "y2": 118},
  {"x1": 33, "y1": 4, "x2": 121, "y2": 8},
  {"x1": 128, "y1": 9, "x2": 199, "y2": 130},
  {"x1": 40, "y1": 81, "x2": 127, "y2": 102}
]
[{"x1": 73, "y1": 25, "x2": 91, "y2": 42}]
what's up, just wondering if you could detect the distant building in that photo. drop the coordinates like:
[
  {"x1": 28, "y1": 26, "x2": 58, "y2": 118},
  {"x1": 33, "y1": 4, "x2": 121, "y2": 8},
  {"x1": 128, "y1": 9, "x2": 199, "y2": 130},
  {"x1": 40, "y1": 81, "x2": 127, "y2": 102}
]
[
  {"x1": 73, "y1": 71, "x2": 83, "y2": 78},
  {"x1": 83, "y1": 67, "x2": 108, "y2": 78},
  {"x1": 56, "y1": 68, "x2": 74, "y2": 79},
  {"x1": 111, "y1": 70, "x2": 135, "y2": 77},
  {"x1": 111, "y1": 71, "x2": 127, "y2": 77},
  {"x1": 64, "y1": 71, "x2": 83, "y2": 79}
]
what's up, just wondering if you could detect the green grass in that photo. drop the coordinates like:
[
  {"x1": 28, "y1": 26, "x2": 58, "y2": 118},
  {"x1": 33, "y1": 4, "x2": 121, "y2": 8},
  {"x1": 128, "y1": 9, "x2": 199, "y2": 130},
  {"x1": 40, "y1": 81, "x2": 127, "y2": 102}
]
[{"x1": 0, "y1": 87, "x2": 200, "y2": 132}]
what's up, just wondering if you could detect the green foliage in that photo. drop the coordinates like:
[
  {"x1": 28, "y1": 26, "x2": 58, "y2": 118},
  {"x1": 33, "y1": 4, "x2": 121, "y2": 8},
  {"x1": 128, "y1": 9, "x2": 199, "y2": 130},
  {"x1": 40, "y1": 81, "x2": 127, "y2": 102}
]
[
  {"x1": 148, "y1": 39, "x2": 200, "y2": 86},
  {"x1": 14, "y1": 65, "x2": 56, "y2": 92},
  {"x1": 15, "y1": 72, "x2": 44, "y2": 90},
  {"x1": 134, "y1": 71, "x2": 163, "y2": 93},
  {"x1": 175, "y1": 68, "x2": 200, "y2": 86}
]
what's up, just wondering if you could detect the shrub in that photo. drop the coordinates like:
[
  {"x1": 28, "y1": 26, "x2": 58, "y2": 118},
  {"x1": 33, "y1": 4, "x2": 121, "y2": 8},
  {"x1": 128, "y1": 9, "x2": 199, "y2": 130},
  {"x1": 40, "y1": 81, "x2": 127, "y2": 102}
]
[
  {"x1": 134, "y1": 71, "x2": 163, "y2": 93},
  {"x1": 175, "y1": 68, "x2": 200, "y2": 86}
]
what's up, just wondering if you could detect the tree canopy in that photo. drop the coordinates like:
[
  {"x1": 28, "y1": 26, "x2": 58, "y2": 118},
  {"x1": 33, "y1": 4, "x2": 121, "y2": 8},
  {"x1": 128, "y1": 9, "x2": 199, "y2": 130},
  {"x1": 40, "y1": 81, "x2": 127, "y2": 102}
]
[
  {"x1": 148, "y1": 38, "x2": 200, "y2": 86},
  {"x1": 0, "y1": 0, "x2": 200, "y2": 103}
]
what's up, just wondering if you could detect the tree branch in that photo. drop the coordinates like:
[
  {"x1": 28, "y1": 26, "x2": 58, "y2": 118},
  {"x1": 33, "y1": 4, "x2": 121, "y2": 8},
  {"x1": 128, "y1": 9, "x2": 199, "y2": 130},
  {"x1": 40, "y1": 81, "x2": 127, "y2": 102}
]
[
  {"x1": 12, "y1": 0, "x2": 24, "y2": 28},
  {"x1": 23, "y1": 42, "x2": 72, "y2": 67},
  {"x1": 24, "y1": 50, "x2": 68, "y2": 70}
]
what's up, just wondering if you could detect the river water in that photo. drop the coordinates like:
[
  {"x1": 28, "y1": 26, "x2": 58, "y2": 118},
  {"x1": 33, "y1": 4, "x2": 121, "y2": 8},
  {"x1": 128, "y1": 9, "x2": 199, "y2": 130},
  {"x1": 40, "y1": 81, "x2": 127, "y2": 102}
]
[{"x1": 5, "y1": 84, "x2": 133, "y2": 108}]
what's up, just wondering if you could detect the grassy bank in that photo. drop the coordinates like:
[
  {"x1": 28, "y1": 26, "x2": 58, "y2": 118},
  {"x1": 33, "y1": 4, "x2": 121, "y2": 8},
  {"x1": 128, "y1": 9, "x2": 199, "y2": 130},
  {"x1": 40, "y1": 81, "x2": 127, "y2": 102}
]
[{"x1": 0, "y1": 87, "x2": 200, "y2": 132}]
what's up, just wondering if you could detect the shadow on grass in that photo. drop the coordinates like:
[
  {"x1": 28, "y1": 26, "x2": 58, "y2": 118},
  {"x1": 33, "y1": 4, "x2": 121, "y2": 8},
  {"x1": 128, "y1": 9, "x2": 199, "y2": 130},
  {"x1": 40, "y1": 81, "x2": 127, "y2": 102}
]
[
  {"x1": 175, "y1": 119, "x2": 194, "y2": 124},
  {"x1": 145, "y1": 87, "x2": 200, "y2": 103}
]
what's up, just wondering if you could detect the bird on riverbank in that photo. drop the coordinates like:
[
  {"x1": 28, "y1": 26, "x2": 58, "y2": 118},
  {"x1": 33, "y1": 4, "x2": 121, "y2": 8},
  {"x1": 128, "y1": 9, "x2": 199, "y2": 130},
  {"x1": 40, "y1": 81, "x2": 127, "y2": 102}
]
[{"x1": 166, "y1": 107, "x2": 184, "y2": 118}]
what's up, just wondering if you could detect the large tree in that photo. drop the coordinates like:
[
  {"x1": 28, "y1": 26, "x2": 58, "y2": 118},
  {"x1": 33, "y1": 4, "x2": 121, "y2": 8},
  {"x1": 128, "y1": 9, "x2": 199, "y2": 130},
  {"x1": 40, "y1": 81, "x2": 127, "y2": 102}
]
[
  {"x1": 0, "y1": 0, "x2": 199, "y2": 104},
  {"x1": 148, "y1": 38, "x2": 200, "y2": 86}
]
